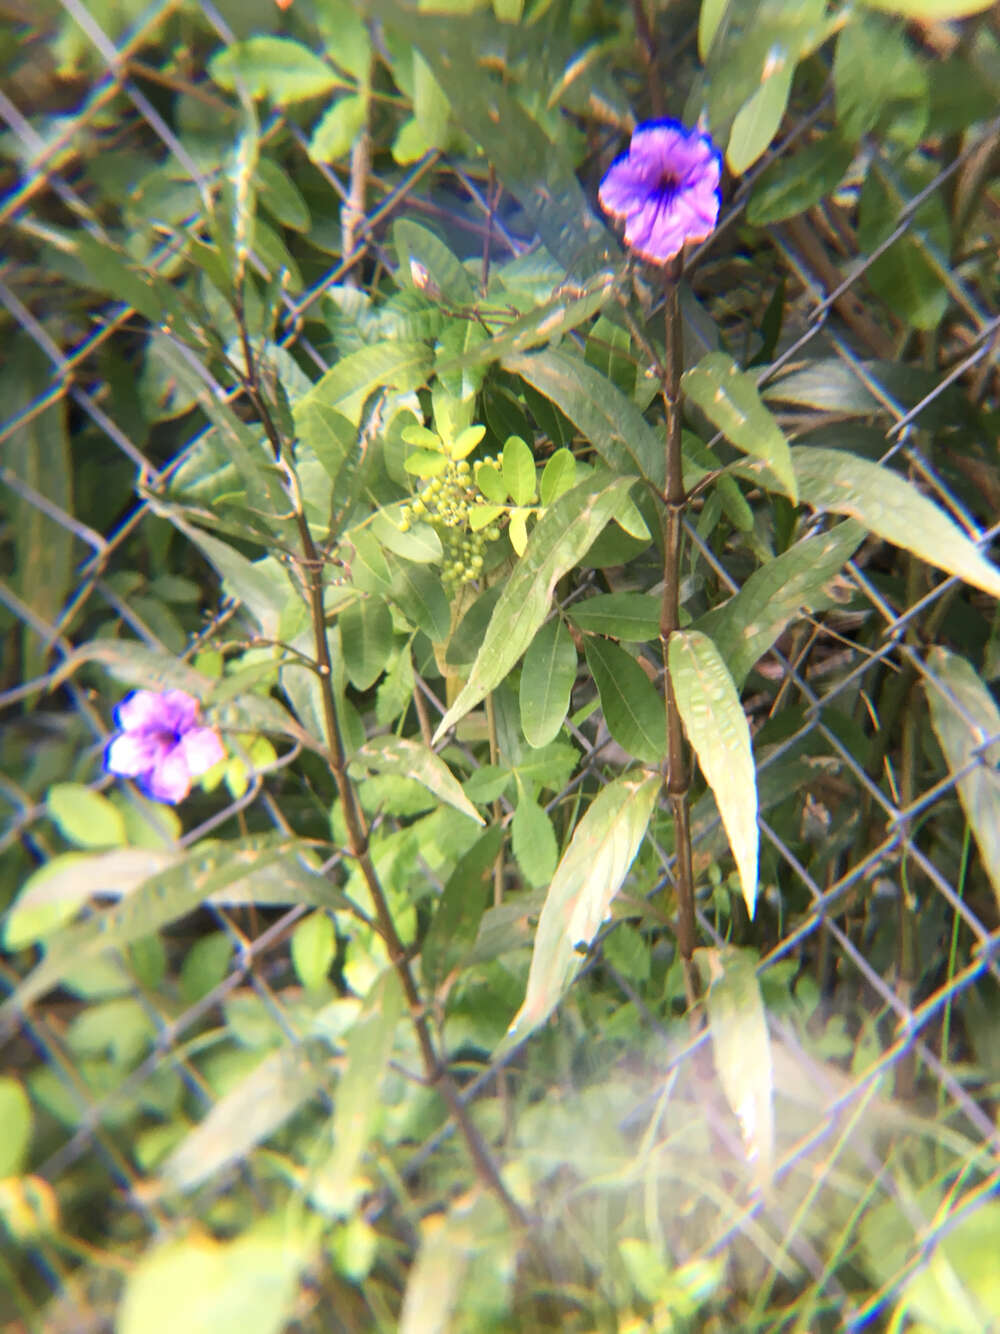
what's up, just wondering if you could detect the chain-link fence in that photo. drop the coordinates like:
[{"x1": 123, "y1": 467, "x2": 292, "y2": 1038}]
[{"x1": 2, "y1": 1, "x2": 999, "y2": 1329}]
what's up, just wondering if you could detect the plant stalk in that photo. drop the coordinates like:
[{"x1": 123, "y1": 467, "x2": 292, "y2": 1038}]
[{"x1": 658, "y1": 268, "x2": 700, "y2": 1009}]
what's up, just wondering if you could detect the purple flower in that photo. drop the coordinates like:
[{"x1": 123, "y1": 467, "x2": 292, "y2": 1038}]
[
  {"x1": 104, "y1": 689, "x2": 225, "y2": 805},
  {"x1": 599, "y1": 119, "x2": 722, "y2": 265}
]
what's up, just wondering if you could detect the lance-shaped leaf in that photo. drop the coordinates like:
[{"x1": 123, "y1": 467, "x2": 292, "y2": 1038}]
[
  {"x1": 682, "y1": 352, "x2": 797, "y2": 502},
  {"x1": 568, "y1": 592, "x2": 661, "y2": 642},
  {"x1": 394, "y1": 218, "x2": 475, "y2": 308},
  {"x1": 504, "y1": 348, "x2": 664, "y2": 490},
  {"x1": 301, "y1": 341, "x2": 433, "y2": 426},
  {"x1": 505, "y1": 771, "x2": 661, "y2": 1044},
  {"x1": 432, "y1": 475, "x2": 638, "y2": 743},
  {"x1": 1, "y1": 835, "x2": 336, "y2": 1020},
  {"x1": 159, "y1": 1043, "x2": 327, "y2": 1194},
  {"x1": 585, "y1": 638, "x2": 665, "y2": 763},
  {"x1": 349, "y1": 735, "x2": 484, "y2": 825},
  {"x1": 695, "y1": 519, "x2": 864, "y2": 687},
  {"x1": 792, "y1": 447, "x2": 1000, "y2": 599},
  {"x1": 925, "y1": 648, "x2": 1000, "y2": 912},
  {"x1": 699, "y1": 946, "x2": 774, "y2": 1185},
  {"x1": 520, "y1": 617, "x2": 577, "y2": 748},
  {"x1": 669, "y1": 631, "x2": 758, "y2": 917}
]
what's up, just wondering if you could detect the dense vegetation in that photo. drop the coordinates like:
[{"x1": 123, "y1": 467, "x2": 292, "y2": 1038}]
[{"x1": 2, "y1": 0, "x2": 999, "y2": 1329}]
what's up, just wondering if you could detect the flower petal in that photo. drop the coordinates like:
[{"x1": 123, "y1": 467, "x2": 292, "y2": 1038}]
[
  {"x1": 178, "y1": 727, "x2": 225, "y2": 777},
  {"x1": 624, "y1": 194, "x2": 690, "y2": 264},
  {"x1": 158, "y1": 689, "x2": 201, "y2": 734},
  {"x1": 105, "y1": 731, "x2": 167, "y2": 778},
  {"x1": 115, "y1": 690, "x2": 169, "y2": 734},
  {"x1": 599, "y1": 154, "x2": 654, "y2": 219},
  {"x1": 145, "y1": 748, "x2": 192, "y2": 804}
]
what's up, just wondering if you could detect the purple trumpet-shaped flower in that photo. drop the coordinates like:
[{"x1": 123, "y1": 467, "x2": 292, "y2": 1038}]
[
  {"x1": 599, "y1": 119, "x2": 722, "y2": 265},
  {"x1": 104, "y1": 689, "x2": 225, "y2": 805}
]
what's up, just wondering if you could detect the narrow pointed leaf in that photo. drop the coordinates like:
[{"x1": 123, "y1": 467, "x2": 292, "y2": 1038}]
[
  {"x1": 925, "y1": 648, "x2": 1000, "y2": 912},
  {"x1": 669, "y1": 631, "x2": 758, "y2": 916},
  {"x1": 432, "y1": 475, "x2": 638, "y2": 742},
  {"x1": 506, "y1": 772, "x2": 661, "y2": 1043},
  {"x1": 793, "y1": 446, "x2": 1000, "y2": 599},
  {"x1": 568, "y1": 592, "x2": 661, "y2": 642},
  {"x1": 512, "y1": 792, "x2": 558, "y2": 889},
  {"x1": 350, "y1": 735, "x2": 485, "y2": 825},
  {"x1": 699, "y1": 946, "x2": 774, "y2": 1185},
  {"x1": 585, "y1": 638, "x2": 665, "y2": 763},
  {"x1": 695, "y1": 520, "x2": 864, "y2": 687},
  {"x1": 302, "y1": 342, "x2": 433, "y2": 425},
  {"x1": 520, "y1": 617, "x2": 577, "y2": 747},
  {"x1": 422, "y1": 828, "x2": 503, "y2": 993},
  {"x1": 504, "y1": 348, "x2": 664, "y2": 489},
  {"x1": 682, "y1": 352, "x2": 797, "y2": 501}
]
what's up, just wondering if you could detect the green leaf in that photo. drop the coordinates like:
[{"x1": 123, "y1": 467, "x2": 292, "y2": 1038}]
[
  {"x1": 520, "y1": 617, "x2": 577, "y2": 748},
  {"x1": 727, "y1": 65, "x2": 793, "y2": 174},
  {"x1": 502, "y1": 435, "x2": 536, "y2": 506},
  {"x1": 255, "y1": 158, "x2": 310, "y2": 231},
  {"x1": 66, "y1": 232, "x2": 166, "y2": 323},
  {"x1": 681, "y1": 353, "x2": 797, "y2": 501},
  {"x1": 384, "y1": 554, "x2": 451, "y2": 641},
  {"x1": 422, "y1": 827, "x2": 503, "y2": 993},
  {"x1": 699, "y1": 946, "x2": 774, "y2": 1183},
  {"x1": 118, "y1": 1226, "x2": 313, "y2": 1334},
  {"x1": 504, "y1": 348, "x2": 664, "y2": 490},
  {"x1": 0, "y1": 1078, "x2": 32, "y2": 1176},
  {"x1": 925, "y1": 648, "x2": 1000, "y2": 914},
  {"x1": 47, "y1": 783, "x2": 127, "y2": 850},
  {"x1": 747, "y1": 135, "x2": 855, "y2": 227},
  {"x1": 475, "y1": 461, "x2": 507, "y2": 503},
  {"x1": 1, "y1": 835, "x2": 335, "y2": 1018},
  {"x1": 161, "y1": 1043, "x2": 326, "y2": 1193},
  {"x1": 857, "y1": 0, "x2": 993, "y2": 17},
  {"x1": 371, "y1": 1, "x2": 611, "y2": 278},
  {"x1": 792, "y1": 447, "x2": 1000, "y2": 599},
  {"x1": 341, "y1": 597, "x2": 394, "y2": 690},
  {"x1": 209, "y1": 36, "x2": 339, "y2": 104},
  {"x1": 309, "y1": 94, "x2": 366, "y2": 163},
  {"x1": 309, "y1": 971, "x2": 402, "y2": 1217},
  {"x1": 512, "y1": 790, "x2": 559, "y2": 889},
  {"x1": 585, "y1": 639, "x2": 665, "y2": 764},
  {"x1": 698, "y1": 0, "x2": 730, "y2": 59},
  {"x1": 4, "y1": 343, "x2": 74, "y2": 681},
  {"x1": 858, "y1": 168, "x2": 947, "y2": 330},
  {"x1": 834, "y1": 12, "x2": 927, "y2": 142},
  {"x1": 540, "y1": 448, "x2": 577, "y2": 506},
  {"x1": 568, "y1": 592, "x2": 661, "y2": 642},
  {"x1": 432, "y1": 475, "x2": 640, "y2": 742},
  {"x1": 164, "y1": 515, "x2": 289, "y2": 639},
  {"x1": 302, "y1": 342, "x2": 433, "y2": 426},
  {"x1": 695, "y1": 520, "x2": 864, "y2": 687},
  {"x1": 505, "y1": 772, "x2": 662, "y2": 1043},
  {"x1": 669, "y1": 631, "x2": 758, "y2": 916},
  {"x1": 291, "y1": 912, "x2": 336, "y2": 992},
  {"x1": 351, "y1": 735, "x2": 485, "y2": 826},
  {"x1": 394, "y1": 219, "x2": 475, "y2": 308}
]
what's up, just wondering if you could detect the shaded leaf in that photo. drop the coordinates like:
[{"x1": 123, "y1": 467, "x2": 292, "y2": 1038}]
[
  {"x1": 422, "y1": 827, "x2": 503, "y2": 993},
  {"x1": 395, "y1": 219, "x2": 476, "y2": 308},
  {"x1": 585, "y1": 638, "x2": 665, "y2": 764},
  {"x1": 341, "y1": 597, "x2": 394, "y2": 690},
  {"x1": 512, "y1": 791, "x2": 558, "y2": 889},
  {"x1": 568, "y1": 592, "x2": 661, "y2": 642},
  {"x1": 520, "y1": 617, "x2": 577, "y2": 748},
  {"x1": 669, "y1": 631, "x2": 758, "y2": 916}
]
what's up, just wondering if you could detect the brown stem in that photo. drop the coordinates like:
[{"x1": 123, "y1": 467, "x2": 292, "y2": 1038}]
[
  {"x1": 239, "y1": 335, "x2": 526, "y2": 1231},
  {"x1": 657, "y1": 267, "x2": 700, "y2": 1008}
]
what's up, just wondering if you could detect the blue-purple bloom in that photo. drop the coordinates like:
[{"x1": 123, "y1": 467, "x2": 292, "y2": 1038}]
[
  {"x1": 599, "y1": 119, "x2": 722, "y2": 265},
  {"x1": 104, "y1": 689, "x2": 225, "y2": 805}
]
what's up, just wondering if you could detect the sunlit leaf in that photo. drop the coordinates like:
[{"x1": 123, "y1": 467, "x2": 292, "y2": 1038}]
[
  {"x1": 925, "y1": 648, "x2": 1000, "y2": 913},
  {"x1": 505, "y1": 772, "x2": 661, "y2": 1043},
  {"x1": 340, "y1": 596, "x2": 394, "y2": 690},
  {"x1": 727, "y1": 66, "x2": 793, "y2": 173},
  {"x1": 682, "y1": 353, "x2": 797, "y2": 501},
  {"x1": 309, "y1": 94, "x2": 366, "y2": 162},
  {"x1": 350, "y1": 735, "x2": 485, "y2": 825},
  {"x1": 699, "y1": 946, "x2": 774, "y2": 1184},
  {"x1": 210, "y1": 36, "x2": 338, "y2": 104},
  {"x1": 512, "y1": 789, "x2": 558, "y2": 889},
  {"x1": 302, "y1": 342, "x2": 433, "y2": 426},
  {"x1": 395, "y1": 219, "x2": 476, "y2": 308},
  {"x1": 669, "y1": 631, "x2": 758, "y2": 916},
  {"x1": 291, "y1": 912, "x2": 336, "y2": 992},
  {"x1": 502, "y1": 435, "x2": 536, "y2": 507},
  {"x1": 47, "y1": 784, "x2": 127, "y2": 850},
  {"x1": 432, "y1": 475, "x2": 639, "y2": 742},
  {"x1": 695, "y1": 520, "x2": 864, "y2": 687},
  {"x1": 792, "y1": 447, "x2": 1000, "y2": 599}
]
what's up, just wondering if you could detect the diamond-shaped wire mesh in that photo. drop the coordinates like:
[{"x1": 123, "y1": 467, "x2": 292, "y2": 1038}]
[{"x1": 2, "y1": 2, "x2": 998, "y2": 1329}]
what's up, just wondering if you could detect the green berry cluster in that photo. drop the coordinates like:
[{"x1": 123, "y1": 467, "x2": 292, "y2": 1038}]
[{"x1": 399, "y1": 457, "x2": 503, "y2": 588}]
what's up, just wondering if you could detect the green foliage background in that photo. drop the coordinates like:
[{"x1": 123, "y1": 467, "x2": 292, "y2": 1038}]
[{"x1": 2, "y1": 0, "x2": 999, "y2": 1329}]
